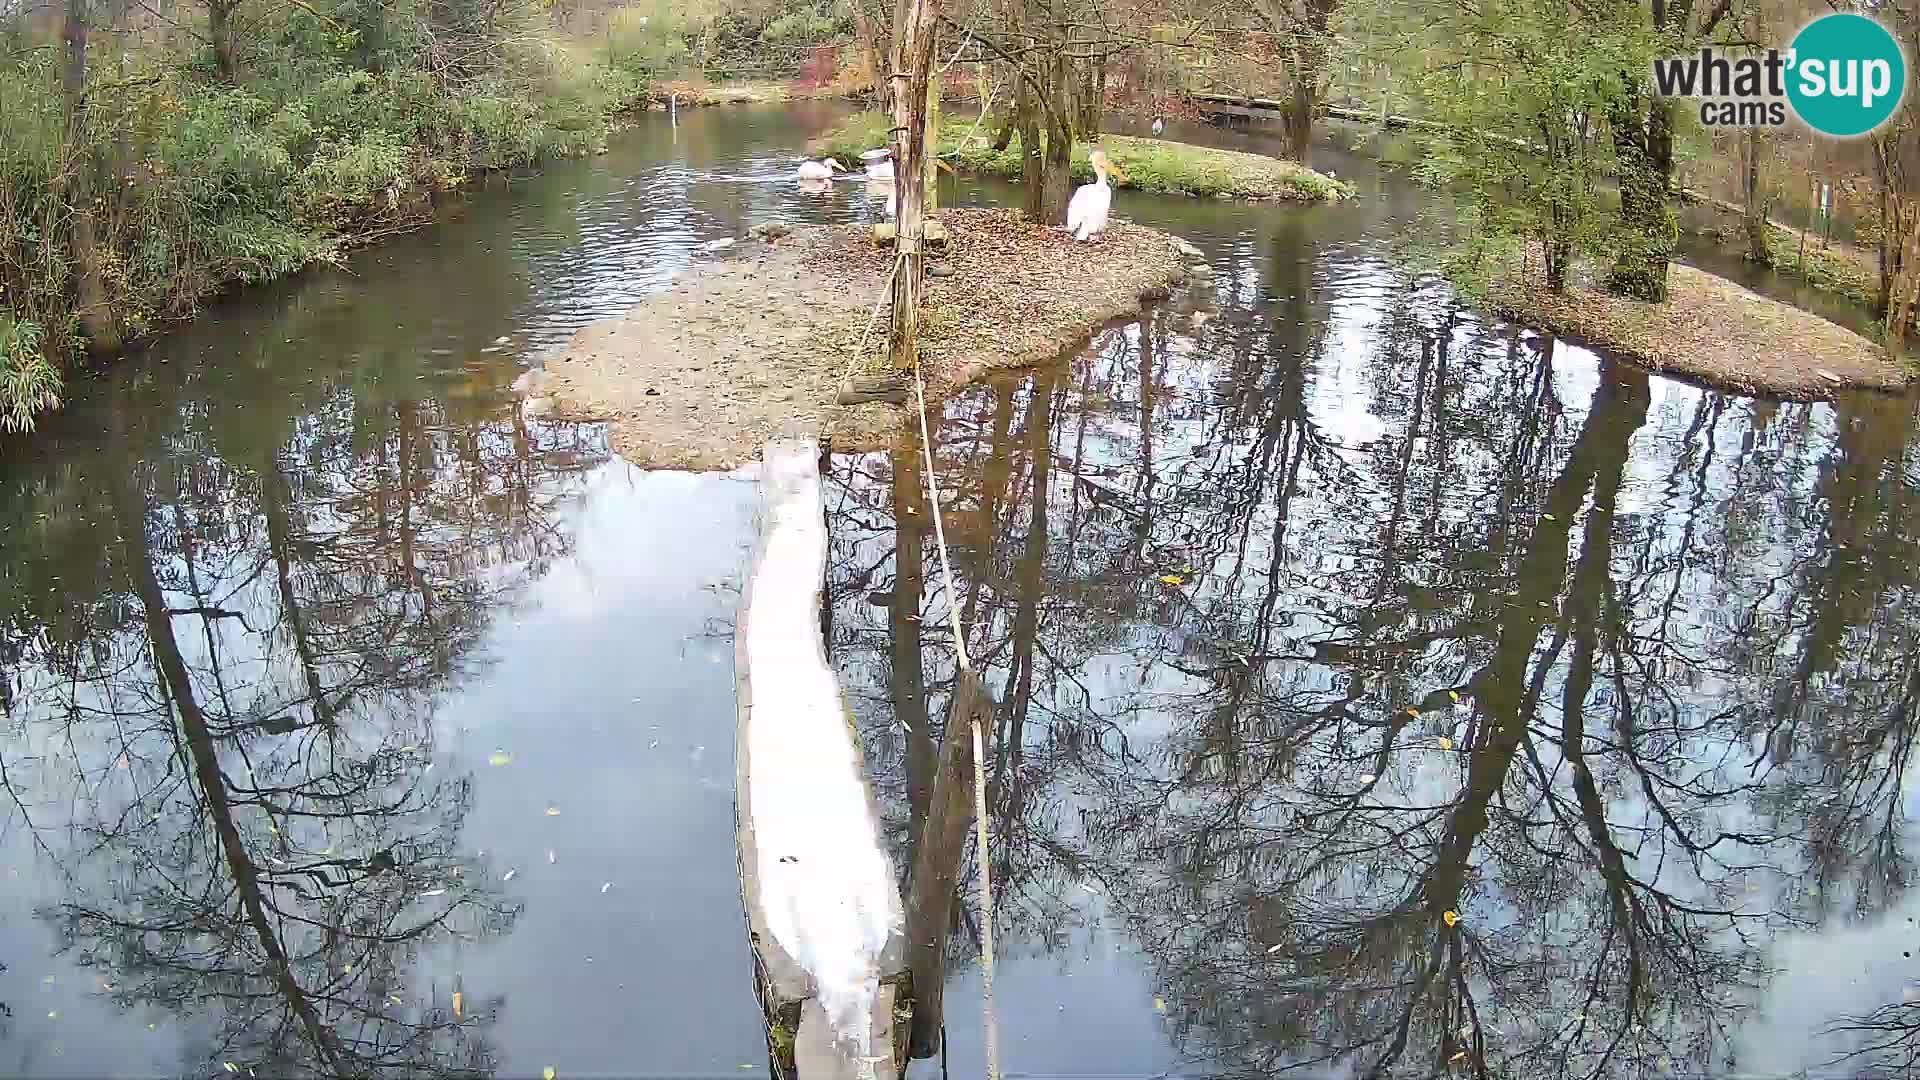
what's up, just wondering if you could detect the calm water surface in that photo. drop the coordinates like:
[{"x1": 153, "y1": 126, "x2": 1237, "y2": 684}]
[{"x1": 2, "y1": 103, "x2": 1918, "y2": 1079}]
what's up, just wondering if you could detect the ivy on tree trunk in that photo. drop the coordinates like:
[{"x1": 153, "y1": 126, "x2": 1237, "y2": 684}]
[{"x1": 1607, "y1": 91, "x2": 1675, "y2": 302}]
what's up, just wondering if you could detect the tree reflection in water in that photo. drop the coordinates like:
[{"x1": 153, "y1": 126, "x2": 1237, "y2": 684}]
[
  {"x1": 0, "y1": 363, "x2": 606, "y2": 1077},
  {"x1": 824, "y1": 233, "x2": 1920, "y2": 1077}
]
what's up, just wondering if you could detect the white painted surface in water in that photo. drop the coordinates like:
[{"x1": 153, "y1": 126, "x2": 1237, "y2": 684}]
[{"x1": 742, "y1": 442, "x2": 901, "y2": 1067}]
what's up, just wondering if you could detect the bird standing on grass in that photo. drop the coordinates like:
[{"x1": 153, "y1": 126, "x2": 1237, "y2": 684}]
[
  {"x1": 1066, "y1": 149, "x2": 1126, "y2": 242},
  {"x1": 1151, "y1": 116, "x2": 1165, "y2": 136}
]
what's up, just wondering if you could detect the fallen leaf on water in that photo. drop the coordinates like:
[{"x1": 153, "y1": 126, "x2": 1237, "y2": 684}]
[
  {"x1": 546, "y1": 806, "x2": 561, "y2": 817},
  {"x1": 116, "y1": 754, "x2": 129, "y2": 770},
  {"x1": 489, "y1": 750, "x2": 512, "y2": 767},
  {"x1": 1449, "y1": 691, "x2": 1460, "y2": 703},
  {"x1": 401, "y1": 744, "x2": 418, "y2": 753},
  {"x1": 419, "y1": 889, "x2": 447, "y2": 899},
  {"x1": 345, "y1": 964, "x2": 354, "y2": 974},
  {"x1": 148, "y1": 1024, "x2": 156, "y2": 1031},
  {"x1": 453, "y1": 992, "x2": 464, "y2": 1020},
  {"x1": 1153, "y1": 996, "x2": 1167, "y2": 1013},
  {"x1": 547, "y1": 850, "x2": 557, "y2": 864},
  {"x1": 1360, "y1": 773, "x2": 1377, "y2": 784},
  {"x1": 1542, "y1": 514, "x2": 1556, "y2": 522},
  {"x1": 1459, "y1": 1023, "x2": 1474, "y2": 1039},
  {"x1": 390, "y1": 996, "x2": 404, "y2": 1006},
  {"x1": 1159, "y1": 574, "x2": 1184, "y2": 586},
  {"x1": 224, "y1": 1064, "x2": 238, "y2": 1074},
  {"x1": 503, "y1": 868, "x2": 518, "y2": 882},
  {"x1": 544, "y1": 1067, "x2": 557, "y2": 1080},
  {"x1": 47, "y1": 1011, "x2": 58, "y2": 1020},
  {"x1": 1438, "y1": 737, "x2": 1454, "y2": 751},
  {"x1": 1266, "y1": 943, "x2": 1283, "y2": 954},
  {"x1": 1443, "y1": 910, "x2": 1461, "y2": 927},
  {"x1": 601, "y1": 882, "x2": 613, "y2": 894},
  {"x1": 1448, "y1": 1050, "x2": 1468, "y2": 1064}
]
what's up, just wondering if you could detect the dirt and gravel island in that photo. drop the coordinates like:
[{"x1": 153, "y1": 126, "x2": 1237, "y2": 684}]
[{"x1": 522, "y1": 207, "x2": 1198, "y2": 470}]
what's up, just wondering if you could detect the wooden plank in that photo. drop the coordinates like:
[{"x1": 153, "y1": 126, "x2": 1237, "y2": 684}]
[{"x1": 735, "y1": 438, "x2": 909, "y2": 1080}]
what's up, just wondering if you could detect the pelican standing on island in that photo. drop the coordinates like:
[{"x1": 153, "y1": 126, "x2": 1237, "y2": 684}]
[
  {"x1": 1066, "y1": 149, "x2": 1127, "y2": 242},
  {"x1": 797, "y1": 157, "x2": 846, "y2": 180}
]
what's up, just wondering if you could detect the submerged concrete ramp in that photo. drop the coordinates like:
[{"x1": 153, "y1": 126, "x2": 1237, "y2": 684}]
[{"x1": 735, "y1": 438, "x2": 908, "y2": 1079}]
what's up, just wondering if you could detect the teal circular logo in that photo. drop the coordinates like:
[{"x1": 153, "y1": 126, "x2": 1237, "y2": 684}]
[{"x1": 1787, "y1": 13, "x2": 1907, "y2": 137}]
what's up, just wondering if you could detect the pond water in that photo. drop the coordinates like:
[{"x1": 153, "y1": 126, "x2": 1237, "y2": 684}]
[{"x1": 2, "y1": 101, "x2": 1918, "y2": 1080}]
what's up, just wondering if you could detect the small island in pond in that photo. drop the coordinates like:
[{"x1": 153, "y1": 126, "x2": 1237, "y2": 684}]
[{"x1": 527, "y1": 207, "x2": 1199, "y2": 470}]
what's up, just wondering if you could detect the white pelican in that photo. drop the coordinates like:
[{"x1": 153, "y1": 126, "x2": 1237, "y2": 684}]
[
  {"x1": 797, "y1": 157, "x2": 846, "y2": 180},
  {"x1": 861, "y1": 148, "x2": 895, "y2": 180},
  {"x1": 1066, "y1": 149, "x2": 1127, "y2": 242}
]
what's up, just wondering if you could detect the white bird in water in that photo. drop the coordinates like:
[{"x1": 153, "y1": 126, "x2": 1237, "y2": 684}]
[
  {"x1": 1066, "y1": 149, "x2": 1126, "y2": 242},
  {"x1": 796, "y1": 157, "x2": 846, "y2": 181},
  {"x1": 861, "y1": 148, "x2": 895, "y2": 180}
]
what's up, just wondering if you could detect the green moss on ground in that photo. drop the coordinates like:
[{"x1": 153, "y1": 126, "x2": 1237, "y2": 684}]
[{"x1": 813, "y1": 112, "x2": 1352, "y2": 202}]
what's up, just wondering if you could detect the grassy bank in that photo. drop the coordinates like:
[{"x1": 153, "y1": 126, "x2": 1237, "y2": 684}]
[
  {"x1": 0, "y1": 18, "x2": 669, "y2": 432},
  {"x1": 813, "y1": 112, "x2": 1352, "y2": 202},
  {"x1": 1468, "y1": 245, "x2": 1911, "y2": 400},
  {"x1": 1329, "y1": 117, "x2": 1889, "y2": 315},
  {"x1": 647, "y1": 80, "x2": 852, "y2": 107}
]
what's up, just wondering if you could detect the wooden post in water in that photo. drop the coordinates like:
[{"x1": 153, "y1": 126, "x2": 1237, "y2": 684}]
[
  {"x1": 887, "y1": 0, "x2": 942, "y2": 371},
  {"x1": 903, "y1": 669, "x2": 994, "y2": 1058}
]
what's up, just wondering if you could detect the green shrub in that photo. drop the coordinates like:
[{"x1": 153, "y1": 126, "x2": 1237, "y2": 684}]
[
  {"x1": 0, "y1": 0, "x2": 659, "y2": 430},
  {"x1": 0, "y1": 313, "x2": 59, "y2": 433}
]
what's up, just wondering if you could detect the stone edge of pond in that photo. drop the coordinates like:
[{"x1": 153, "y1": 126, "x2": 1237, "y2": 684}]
[
  {"x1": 734, "y1": 437, "x2": 910, "y2": 1079},
  {"x1": 1482, "y1": 259, "x2": 1916, "y2": 402}
]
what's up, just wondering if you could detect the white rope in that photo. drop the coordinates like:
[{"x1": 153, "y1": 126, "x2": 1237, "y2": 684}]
[{"x1": 910, "y1": 357, "x2": 999, "y2": 1080}]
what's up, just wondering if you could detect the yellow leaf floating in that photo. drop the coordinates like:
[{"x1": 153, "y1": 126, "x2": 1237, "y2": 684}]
[
  {"x1": 224, "y1": 1065, "x2": 239, "y2": 1075},
  {"x1": 1153, "y1": 996, "x2": 1167, "y2": 1013},
  {"x1": 1406, "y1": 707, "x2": 1420, "y2": 718},
  {"x1": 1449, "y1": 1050, "x2": 1469, "y2": 1064},
  {"x1": 546, "y1": 806, "x2": 561, "y2": 817},
  {"x1": 452, "y1": 991, "x2": 464, "y2": 1020},
  {"x1": 1159, "y1": 574, "x2": 1184, "y2": 586},
  {"x1": 544, "y1": 1068, "x2": 557, "y2": 1080},
  {"x1": 489, "y1": 750, "x2": 512, "y2": 767},
  {"x1": 1449, "y1": 691, "x2": 1461, "y2": 703},
  {"x1": 1443, "y1": 910, "x2": 1461, "y2": 927},
  {"x1": 1438, "y1": 737, "x2": 1454, "y2": 751}
]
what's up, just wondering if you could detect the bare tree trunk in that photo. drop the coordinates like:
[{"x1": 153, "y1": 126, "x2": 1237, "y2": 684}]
[
  {"x1": 1280, "y1": 0, "x2": 1335, "y2": 164},
  {"x1": 1016, "y1": 76, "x2": 1044, "y2": 220},
  {"x1": 1037, "y1": 44, "x2": 1073, "y2": 222},
  {"x1": 62, "y1": 0, "x2": 119, "y2": 352},
  {"x1": 209, "y1": 0, "x2": 237, "y2": 77},
  {"x1": 926, "y1": 55, "x2": 940, "y2": 214},
  {"x1": 887, "y1": 0, "x2": 940, "y2": 370},
  {"x1": 1887, "y1": 215, "x2": 1920, "y2": 348},
  {"x1": 1743, "y1": 127, "x2": 1772, "y2": 265}
]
